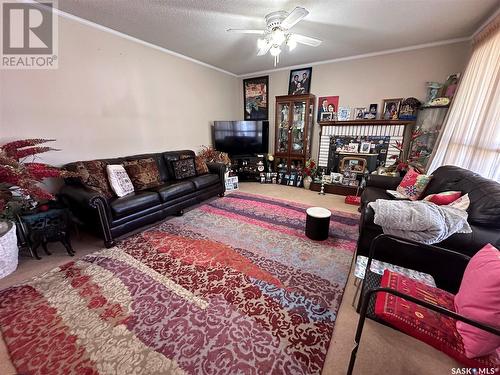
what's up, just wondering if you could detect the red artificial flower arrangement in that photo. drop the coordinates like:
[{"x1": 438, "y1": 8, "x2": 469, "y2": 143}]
[
  {"x1": 0, "y1": 139, "x2": 73, "y2": 215},
  {"x1": 303, "y1": 159, "x2": 317, "y2": 177}
]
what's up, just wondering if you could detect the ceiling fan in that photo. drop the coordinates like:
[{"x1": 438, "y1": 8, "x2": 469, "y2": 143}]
[{"x1": 226, "y1": 7, "x2": 322, "y2": 66}]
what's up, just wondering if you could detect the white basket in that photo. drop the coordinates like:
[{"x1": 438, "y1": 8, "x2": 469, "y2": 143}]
[{"x1": 0, "y1": 222, "x2": 18, "y2": 279}]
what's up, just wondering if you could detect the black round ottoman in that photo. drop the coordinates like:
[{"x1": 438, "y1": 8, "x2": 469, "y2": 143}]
[{"x1": 305, "y1": 207, "x2": 332, "y2": 241}]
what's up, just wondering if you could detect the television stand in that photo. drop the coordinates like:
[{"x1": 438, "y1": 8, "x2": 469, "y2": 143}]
[{"x1": 230, "y1": 154, "x2": 268, "y2": 182}]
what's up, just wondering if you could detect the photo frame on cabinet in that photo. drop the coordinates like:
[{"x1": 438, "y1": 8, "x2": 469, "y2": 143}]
[{"x1": 288, "y1": 67, "x2": 312, "y2": 95}]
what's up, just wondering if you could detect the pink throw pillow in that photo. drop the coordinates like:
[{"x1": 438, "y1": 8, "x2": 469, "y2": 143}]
[
  {"x1": 454, "y1": 243, "x2": 500, "y2": 358},
  {"x1": 396, "y1": 168, "x2": 432, "y2": 201},
  {"x1": 423, "y1": 191, "x2": 462, "y2": 205}
]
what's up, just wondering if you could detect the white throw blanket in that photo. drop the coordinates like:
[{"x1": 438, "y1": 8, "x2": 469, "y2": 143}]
[{"x1": 368, "y1": 199, "x2": 472, "y2": 244}]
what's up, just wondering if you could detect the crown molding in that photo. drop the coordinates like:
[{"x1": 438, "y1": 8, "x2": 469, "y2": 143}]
[
  {"x1": 471, "y1": 5, "x2": 500, "y2": 39},
  {"x1": 237, "y1": 37, "x2": 471, "y2": 77},
  {"x1": 29, "y1": 1, "x2": 238, "y2": 77}
]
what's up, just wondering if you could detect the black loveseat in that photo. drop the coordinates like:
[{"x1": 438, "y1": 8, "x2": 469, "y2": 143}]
[
  {"x1": 59, "y1": 150, "x2": 226, "y2": 247},
  {"x1": 357, "y1": 165, "x2": 500, "y2": 292}
]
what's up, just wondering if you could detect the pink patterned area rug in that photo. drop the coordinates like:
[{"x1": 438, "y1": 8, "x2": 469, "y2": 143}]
[{"x1": 0, "y1": 192, "x2": 359, "y2": 374}]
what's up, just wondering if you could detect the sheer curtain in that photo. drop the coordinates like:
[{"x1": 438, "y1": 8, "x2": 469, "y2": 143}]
[{"x1": 428, "y1": 24, "x2": 500, "y2": 181}]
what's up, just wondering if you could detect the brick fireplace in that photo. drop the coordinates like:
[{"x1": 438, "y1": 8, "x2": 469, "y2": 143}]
[{"x1": 318, "y1": 120, "x2": 415, "y2": 170}]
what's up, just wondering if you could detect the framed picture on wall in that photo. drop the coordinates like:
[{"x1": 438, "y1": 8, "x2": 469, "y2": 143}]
[
  {"x1": 288, "y1": 67, "x2": 312, "y2": 95},
  {"x1": 243, "y1": 76, "x2": 269, "y2": 120}
]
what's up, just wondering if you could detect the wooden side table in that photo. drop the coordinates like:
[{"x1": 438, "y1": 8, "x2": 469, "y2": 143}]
[{"x1": 17, "y1": 208, "x2": 75, "y2": 259}]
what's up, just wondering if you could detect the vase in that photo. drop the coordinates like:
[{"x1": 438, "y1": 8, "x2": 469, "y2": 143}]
[
  {"x1": 0, "y1": 221, "x2": 18, "y2": 279},
  {"x1": 303, "y1": 176, "x2": 312, "y2": 190}
]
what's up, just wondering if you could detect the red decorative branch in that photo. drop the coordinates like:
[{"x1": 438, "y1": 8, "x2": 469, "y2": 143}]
[{"x1": 0, "y1": 139, "x2": 71, "y2": 213}]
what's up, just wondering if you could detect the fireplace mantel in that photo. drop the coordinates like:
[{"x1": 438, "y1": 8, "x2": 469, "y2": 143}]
[{"x1": 318, "y1": 119, "x2": 415, "y2": 126}]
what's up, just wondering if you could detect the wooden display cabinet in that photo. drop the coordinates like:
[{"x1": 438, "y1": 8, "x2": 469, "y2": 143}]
[{"x1": 274, "y1": 94, "x2": 315, "y2": 172}]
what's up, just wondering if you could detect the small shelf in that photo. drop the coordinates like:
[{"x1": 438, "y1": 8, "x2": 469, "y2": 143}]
[
  {"x1": 337, "y1": 152, "x2": 379, "y2": 156},
  {"x1": 310, "y1": 182, "x2": 362, "y2": 196},
  {"x1": 318, "y1": 119, "x2": 415, "y2": 126},
  {"x1": 420, "y1": 105, "x2": 450, "y2": 109}
]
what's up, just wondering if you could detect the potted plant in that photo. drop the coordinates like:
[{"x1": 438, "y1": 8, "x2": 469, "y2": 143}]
[
  {"x1": 0, "y1": 139, "x2": 71, "y2": 278},
  {"x1": 303, "y1": 159, "x2": 317, "y2": 190}
]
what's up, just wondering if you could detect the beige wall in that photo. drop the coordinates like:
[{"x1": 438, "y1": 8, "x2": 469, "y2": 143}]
[
  {"x1": 0, "y1": 16, "x2": 240, "y2": 166},
  {"x1": 0, "y1": 16, "x2": 471, "y2": 171},
  {"x1": 239, "y1": 41, "x2": 471, "y2": 160}
]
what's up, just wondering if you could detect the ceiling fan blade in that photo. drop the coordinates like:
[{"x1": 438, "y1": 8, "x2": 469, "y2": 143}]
[
  {"x1": 280, "y1": 7, "x2": 309, "y2": 29},
  {"x1": 226, "y1": 29, "x2": 265, "y2": 34},
  {"x1": 292, "y1": 34, "x2": 322, "y2": 47},
  {"x1": 257, "y1": 42, "x2": 271, "y2": 56}
]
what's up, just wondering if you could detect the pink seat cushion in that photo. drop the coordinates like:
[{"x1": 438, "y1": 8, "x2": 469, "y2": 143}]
[{"x1": 454, "y1": 243, "x2": 500, "y2": 358}]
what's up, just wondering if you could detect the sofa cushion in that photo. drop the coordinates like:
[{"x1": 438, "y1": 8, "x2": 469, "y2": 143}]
[
  {"x1": 106, "y1": 164, "x2": 134, "y2": 197},
  {"x1": 123, "y1": 158, "x2": 162, "y2": 190},
  {"x1": 396, "y1": 168, "x2": 432, "y2": 200},
  {"x1": 194, "y1": 156, "x2": 209, "y2": 175},
  {"x1": 109, "y1": 191, "x2": 161, "y2": 218},
  {"x1": 423, "y1": 191, "x2": 462, "y2": 205},
  {"x1": 150, "y1": 181, "x2": 195, "y2": 202},
  {"x1": 125, "y1": 153, "x2": 168, "y2": 182},
  {"x1": 188, "y1": 174, "x2": 220, "y2": 190},
  {"x1": 162, "y1": 150, "x2": 195, "y2": 179},
  {"x1": 67, "y1": 160, "x2": 114, "y2": 199},
  {"x1": 171, "y1": 158, "x2": 196, "y2": 180}
]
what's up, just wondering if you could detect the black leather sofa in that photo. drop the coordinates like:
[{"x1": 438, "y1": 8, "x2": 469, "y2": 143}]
[
  {"x1": 357, "y1": 166, "x2": 500, "y2": 292},
  {"x1": 59, "y1": 150, "x2": 226, "y2": 247}
]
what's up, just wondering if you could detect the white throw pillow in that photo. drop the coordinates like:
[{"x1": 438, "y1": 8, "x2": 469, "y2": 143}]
[
  {"x1": 106, "y1": 164, "x2": 134, "y2": 197},
  {"x1": 448, "y1": 193, "x2": 470, "y2": 211}
]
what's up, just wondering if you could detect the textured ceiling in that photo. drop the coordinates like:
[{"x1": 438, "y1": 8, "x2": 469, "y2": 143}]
[{"x1": 56, "y1": 0, "x2": 499, "y2": 75}]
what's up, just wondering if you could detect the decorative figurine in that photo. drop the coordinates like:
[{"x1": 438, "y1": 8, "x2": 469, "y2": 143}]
[
  {"x1": 399, "y1": 97, "x2": 421, "y2": 120},
  {"x1": 425, "y1": 82, "x2": 443, "y2": 105},
  {"x1": 318, "y1": 171, "x2": 326, "y2": 195}
]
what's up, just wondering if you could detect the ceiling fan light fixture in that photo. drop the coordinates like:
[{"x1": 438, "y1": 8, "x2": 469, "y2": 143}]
[
  {"x1": 270, "y1": 29, "x2": 286, "y2": 46},
  {"x1": 286, "y1": 36, "x2": 297, "y2": 51},
  {"x1": 269, "y1": 45, "x2": 281, "y2": 57},
  {"x1": 257, "y1": 38, "x2": 267, "y2": 50}
]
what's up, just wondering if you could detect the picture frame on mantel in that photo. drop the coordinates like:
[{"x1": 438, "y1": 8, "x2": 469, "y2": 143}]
[{"x1": 243, "y1": 76, "x2": 269, "y2": 120}]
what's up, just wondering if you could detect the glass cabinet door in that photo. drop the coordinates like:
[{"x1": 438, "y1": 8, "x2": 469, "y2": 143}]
[
  {"x1": 291, "y1": 101, "x2": 306, "y2": 154},
  {"x1": 276, "y1": 103, "x2": 290, "y2": 153}
]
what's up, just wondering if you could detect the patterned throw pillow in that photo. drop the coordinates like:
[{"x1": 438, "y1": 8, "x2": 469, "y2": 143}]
[
  {"x1": 423, "y1": 191, "x2": 462, "y2": 205},
  {"x1": 171, "y1": 158, "x2": 196, "y2": 180},
  {"x1": 68, "y1": 160, "x2": 114, "y2": 198},
  {"x1": 195, "y1": 156, "x2": 209, "y2": 175},
  {"x1": 396, "y1": 168, "x2": 432, "y2": 200},
  {"x1": 123, "y1": 158, "x2": 161, "y2": 190},
  {"x1": 180, "y1": 154, "x2": 209, "y2": 175},
  {"x1": 106, "y1": 165, "x2": 134, "y2": 197}
]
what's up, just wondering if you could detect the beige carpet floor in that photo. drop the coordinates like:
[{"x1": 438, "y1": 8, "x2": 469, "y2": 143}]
[{"x1": 0, "y1": 183, "x2": 459, "y2": 374}]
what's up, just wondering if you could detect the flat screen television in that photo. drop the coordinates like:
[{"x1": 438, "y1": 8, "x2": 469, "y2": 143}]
[{"x1": 213, "y1": 121, "x2": 269, "y2": 156}]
